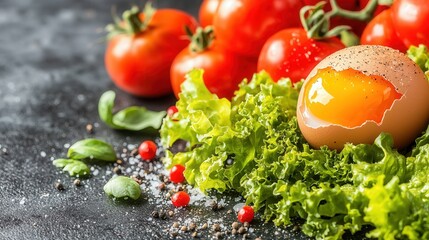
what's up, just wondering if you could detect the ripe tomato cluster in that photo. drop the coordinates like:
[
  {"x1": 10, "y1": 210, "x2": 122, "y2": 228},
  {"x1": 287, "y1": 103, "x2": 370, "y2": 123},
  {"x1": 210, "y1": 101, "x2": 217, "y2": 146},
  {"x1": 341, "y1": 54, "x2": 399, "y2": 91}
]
[
  {"x1": 361, "y1": 0, "x2": 429, "y2": 52},
  {"x1": 104, "y1": 0, "x2": 428, "y2": 99}
]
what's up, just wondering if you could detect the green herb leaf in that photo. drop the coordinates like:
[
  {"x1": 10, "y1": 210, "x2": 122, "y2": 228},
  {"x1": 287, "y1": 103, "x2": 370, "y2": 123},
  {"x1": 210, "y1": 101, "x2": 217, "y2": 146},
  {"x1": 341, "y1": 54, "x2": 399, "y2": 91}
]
[
  {"x1": 103, "y1": 176, "x2": 141, "y2": 200},
  {"x1": 98, "y1": 90, "x2": 116, "y2": 129},
  {"x1": 53, "y1": 159, "x2": 90, "y2": 177},
  {"x1": 98, "y1": 90, "x2": 166, "y2": 131},
  {"x1": 67, "y1": 138, "x2": 116, "y2": 162}
]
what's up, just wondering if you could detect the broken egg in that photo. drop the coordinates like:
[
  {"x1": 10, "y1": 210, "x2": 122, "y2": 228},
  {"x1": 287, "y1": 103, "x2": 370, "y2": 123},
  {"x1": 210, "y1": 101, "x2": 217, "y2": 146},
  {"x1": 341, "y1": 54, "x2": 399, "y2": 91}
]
[{"x1": 297, "y1": 45, "x2": 429, "y2": 150}]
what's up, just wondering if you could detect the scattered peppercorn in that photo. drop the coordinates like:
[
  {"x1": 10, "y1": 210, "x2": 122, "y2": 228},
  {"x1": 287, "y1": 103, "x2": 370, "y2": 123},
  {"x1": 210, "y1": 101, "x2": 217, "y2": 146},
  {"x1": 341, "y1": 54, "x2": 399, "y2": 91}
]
[
  {"x1": 168, "y1": 210, "x2": 174, "y2": 217},
  {"x1": 129, "y1": 148, "x2": 139, "y2": 157},
  {"x1": 180, "y1": 226, "x2": 188, "y2": 232},
  {"x1": 73, "y1": 179, "x2": 81, "y2": 186},
  {"x1": 86, "y1": 124, "x2": 94, "y2": 134},
  {"x1": 191, "y1": 232, "x2": 198, "y2": 238},
  {"x1": 158, "y1": 182, "x2": 166, "y2": 191},
  {"x1": 159, "y1": 210, "x2": 167, "y2": 220},
  {"x1": 188, "y1": 222, "x2": 196, "y2": 231},
  {"x1": 54, "y1": 182, "x2": 64, "y2": 191},
  {"x1": 243, "y1": 222, "x2": 250, "y2": 228},
  {"x1": 113, "y1": 166, "x2": 121, "y2": 175},
  {"x1": 211, "y1": 201, "x2": 219, "y2": 211},
  {"x1": 201, "y1": 223, "x2": 208, "y2": 230},
  {"x1": 131, "y1": 175, "x2": 142, "y2": 185},
  {"x1": 215, "y1": 232, "x2": 223, "y2": 239},
  {"x1": 293, "y1": 225, "x2": 300, "y2": 232},
  {"x1": 172, "y1": 222, "x2": 180, "y2": 228},
  {"x1": 170, "y1": 230, "x2": 178, "y2": 237},
  {"x1": 232, "y1": 222, "x2": 240, "y2": 230},
  {"x1": 1, "y1": 148, "x2": 8, "y2": 155},
  {"x1": 151, "y1": 210, "x2": 159, "y2": 218},
  {"x1": 232, "y1": 229, "x2": 237, "y2": 235},
  {"x1": 238, "y1": 226, "x2": 246, "y2": 234},
  {"x1": 212, "y1": 223, "x2": 221, "y2": 232},
  {"x1": 116, "y1": 159, "x2": 123, "y2": 165}
]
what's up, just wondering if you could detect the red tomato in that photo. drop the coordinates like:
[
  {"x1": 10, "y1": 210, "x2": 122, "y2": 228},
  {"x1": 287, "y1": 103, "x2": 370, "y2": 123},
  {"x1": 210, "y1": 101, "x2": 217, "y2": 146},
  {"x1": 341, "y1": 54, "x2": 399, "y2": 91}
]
[
  {"x1": 167, "y1": 105, "x2": 178, "y2": 118},
  {"x1": 138, "y1": 140, "x2": 157, "y2": 161},
  {"x1": 213, "y1": 0, "x2": 304, "y2": 57},
  {"x1": 361, "y1": 9, "x2": 407, "y2": 52},
  {"x1": 169, "y1": 164, "x2": 186, "y2": 183},
  {"x1": 105, "y1": 8, "x2": 197, "y2": 97},
  {"x1": 171, "y1": 191, "x2": 190, "y2": 207},
  {"x1": 391, "y1": 0, "x2": 429, "y2": 48},
  {"x1": 303, "y1": 0, "x2": 388, "y2": 36},
  {"x1": 237, "y1": 205, "x2": 254, "y2": 223},
  {"x1": 199, "y1": 0, "x2": 221, "y2": 27},
  {"x1": 171, "y1": 42, "x2": 257, "y2": 99},
  {"x1": 257, "y1": 28, "x2": 345, "y2": 83}
]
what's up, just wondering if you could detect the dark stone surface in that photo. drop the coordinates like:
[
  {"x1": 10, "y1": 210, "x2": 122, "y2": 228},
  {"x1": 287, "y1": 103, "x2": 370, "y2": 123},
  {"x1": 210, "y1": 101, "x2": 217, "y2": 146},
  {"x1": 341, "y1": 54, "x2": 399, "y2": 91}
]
[{"x1": 0, "y1": 1, "x2": 363, "y2": 239}]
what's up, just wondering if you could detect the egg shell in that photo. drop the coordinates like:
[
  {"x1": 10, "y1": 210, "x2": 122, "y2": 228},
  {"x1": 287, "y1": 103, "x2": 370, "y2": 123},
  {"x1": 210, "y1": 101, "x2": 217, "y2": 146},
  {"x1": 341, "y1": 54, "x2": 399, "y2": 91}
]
[{"x1": 297, "y1": 45, "x2": 429, "y2": 150}]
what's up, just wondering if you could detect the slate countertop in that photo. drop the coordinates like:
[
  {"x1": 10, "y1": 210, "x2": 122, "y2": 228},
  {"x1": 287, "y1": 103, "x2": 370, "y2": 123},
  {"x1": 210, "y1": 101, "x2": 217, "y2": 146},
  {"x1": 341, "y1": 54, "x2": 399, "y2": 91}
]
[{"x1": 0, "y1": 1, "x2": 366, "y2": 239}]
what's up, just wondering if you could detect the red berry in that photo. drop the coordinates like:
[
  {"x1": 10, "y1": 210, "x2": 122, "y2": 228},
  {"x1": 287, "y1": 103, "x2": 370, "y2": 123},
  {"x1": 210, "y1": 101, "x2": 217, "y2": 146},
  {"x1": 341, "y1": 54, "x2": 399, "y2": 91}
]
[
  {"x1": 238, "y1": 205, "x2": 254, "y2": 223},
  {"x1": 167, "y1": 106, "x2": 178, "y2": 118},
  {"x1": 138, "y1": 140, "x2": 157, "y2": 161},
  {"x1": 170, "y1": 164, "x2": 186, "y2": 183},
  {"x1": 171, "y1": 191, "x2": 190, "y2": 207}
]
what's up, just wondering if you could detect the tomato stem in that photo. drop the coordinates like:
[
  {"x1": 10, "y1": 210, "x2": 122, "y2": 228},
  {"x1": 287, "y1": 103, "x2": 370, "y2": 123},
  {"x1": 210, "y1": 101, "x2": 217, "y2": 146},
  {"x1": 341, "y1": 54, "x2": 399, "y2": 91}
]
[
  {"x1": 327, "y1": 0, "x2": 377, "y2": 21},
  {"x1": 105, "y1": 3, "x2": 155, "y2": 38},
  {"x1": 186, "y1": 26, "x2": 215, "y2": 53},
  {"x1": 301, "y1": 0, "x2": 380, "y2": 40}
]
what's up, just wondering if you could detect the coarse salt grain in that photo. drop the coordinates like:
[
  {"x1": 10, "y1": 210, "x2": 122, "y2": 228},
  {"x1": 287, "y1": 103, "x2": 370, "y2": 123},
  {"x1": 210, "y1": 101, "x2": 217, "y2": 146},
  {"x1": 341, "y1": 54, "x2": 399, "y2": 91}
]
[{"x1": 40, "y1": 151, "x2": 46, "y2": 157}]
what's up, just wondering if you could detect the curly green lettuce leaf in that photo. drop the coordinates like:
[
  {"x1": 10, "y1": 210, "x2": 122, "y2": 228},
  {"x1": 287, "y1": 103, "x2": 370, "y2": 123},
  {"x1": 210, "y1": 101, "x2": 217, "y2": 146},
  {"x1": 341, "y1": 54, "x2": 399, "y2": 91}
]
[
  {"x1": 160, "y1": 68, "x2": 429, "y2": 240},
  {"x1": 161, "y1": 70, "x2": 302, "y2": 193},
  {"x1": 407, "y1": 44, "x2": 429, "y2": 79}
]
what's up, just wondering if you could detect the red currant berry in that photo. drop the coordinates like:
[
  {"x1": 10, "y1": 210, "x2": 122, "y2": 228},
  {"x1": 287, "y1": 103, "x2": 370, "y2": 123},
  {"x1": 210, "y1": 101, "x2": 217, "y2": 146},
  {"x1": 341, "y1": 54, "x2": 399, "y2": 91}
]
[
  {"x1": 237, "y1": 205, "x2": 254, "y2": 223},
  {"x1": 170, "y1": 164, "x2": 186, "y2": 183},
  {"x1": 167, "y1": 106, "x2": 178, "y2": 118},
  {"x1": 171, "y1": 191, "x2": 190, "y2": 207},
  {"x1": 138, "y1": 140, "x2": 157, "y2": 161}
]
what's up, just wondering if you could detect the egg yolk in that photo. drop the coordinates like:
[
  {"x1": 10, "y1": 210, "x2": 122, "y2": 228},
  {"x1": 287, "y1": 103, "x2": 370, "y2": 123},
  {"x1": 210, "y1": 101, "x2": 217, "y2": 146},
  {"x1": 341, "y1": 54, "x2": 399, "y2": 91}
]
[{"x1": 303, "y1": 67, "x2": 402, "y2": 128}]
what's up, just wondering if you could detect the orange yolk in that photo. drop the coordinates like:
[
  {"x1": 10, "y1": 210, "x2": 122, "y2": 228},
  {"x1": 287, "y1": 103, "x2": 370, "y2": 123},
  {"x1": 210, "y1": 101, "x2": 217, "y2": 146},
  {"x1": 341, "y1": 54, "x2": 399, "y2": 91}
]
[{"x1": 303, "y1": 67, "x2": 402, "y2": 128}]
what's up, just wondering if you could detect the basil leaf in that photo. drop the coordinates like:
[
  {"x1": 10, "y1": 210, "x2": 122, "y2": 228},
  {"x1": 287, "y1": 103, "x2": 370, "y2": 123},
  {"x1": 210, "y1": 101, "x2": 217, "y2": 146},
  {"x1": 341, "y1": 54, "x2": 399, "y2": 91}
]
[
  {"x1": 113, "y1": 106, "x2": 166, "y2": 130},
  {"x1": 53, "y1": 159, "x2": 90, "y2": 177},
  {"x1": 67, "y1": 138, "x2": 116, "y2": 162},
  {"x1": 103, "y1": 176, "x2": 141, "y2": 200},
  {"x1": 98, "y1": 90, "x2": 166, "y2": 131},
  {"x1": 98, "y1": 90, "x2": 117, "y2": 129}
]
